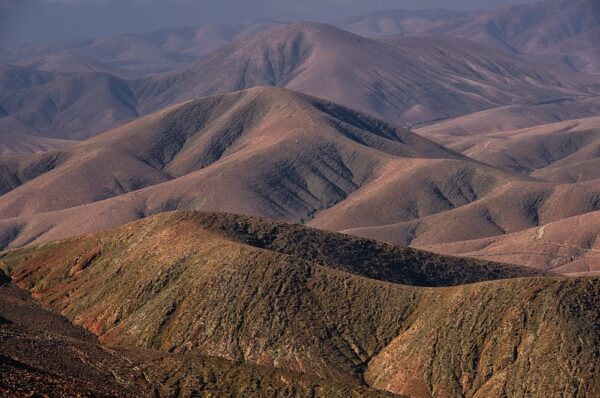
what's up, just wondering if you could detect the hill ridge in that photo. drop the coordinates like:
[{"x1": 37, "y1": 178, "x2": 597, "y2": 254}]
[{"x1": 1, "y1": 211, "x2": 597, "y2": 397}]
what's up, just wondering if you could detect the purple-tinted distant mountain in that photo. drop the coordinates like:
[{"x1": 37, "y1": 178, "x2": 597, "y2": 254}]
[
  {"x1": 133, "y1": 23, "x2": 600, "y2": 127},
  {"x1": 3, "y1": 22, "x2": 600, "y2": 140},
  {"x1": 16, "y1": 53, "x2": 137, "y2": 79},
  {"x1": 0, "y1": 65, "x2": 138, "y2": 139},
  {"x1": 337, "y1": 9, "x2": 474, "y2": 37},
  {"x1": 340, "y1": 0, "x2": 600, "y2": 74},
  {"x1": 434, "y1": 0, "x2": 600, "y2": 74},
  {"x1": 0, "y1": 20, "x2": 283, "y2": 76}
]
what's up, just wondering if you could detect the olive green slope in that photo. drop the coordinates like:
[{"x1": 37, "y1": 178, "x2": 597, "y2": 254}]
[
  {"x1": 0, "y1": 269, "x2": 397, "y2": 397},
  {"x1": 365, "y1": 277, "x2": 600, "y2": 397},
  {"x1": 126, "y1": 349, "x2": 398, "y2": 398},
  {"x1": 1, "y1": 211, "x2": 598, "y2": 397}
]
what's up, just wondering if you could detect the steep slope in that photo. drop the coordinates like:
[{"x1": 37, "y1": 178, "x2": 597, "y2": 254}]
[
  {"x1": 0, "y1": 270, "x2": 149, "y2": 397},
  {"x1": 0, "y1": 150, "x2": 68, "y2": 198},
  {"x1": 127, "y1": 350, "x2": 398, "y2": 398},
  {"x1": 0, "y1": 86, "x2": 460, "y2": 226},
  {"x1": 134, "y1": 23, "x2": 600, "y2": 127},
  {"x1": 0, "y1": 212, "x2": 542, "y2": 386},
  {"x1": 0, "y1": 64, "x2": 53, "y2": 91},
  {"x1": 1, "y1": 212, "x2": 598, "y2": 398},
  {"x1": 364, "y1": 276, "x2": 600, "y2": 397},
  {"x1": 0, "y1": 269, "x2": 395, "y2": 397}
]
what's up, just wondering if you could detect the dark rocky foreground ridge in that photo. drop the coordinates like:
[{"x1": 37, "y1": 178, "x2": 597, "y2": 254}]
[
  {"x1": 0, "y1": 211, "x2": 598, "y2": 397},
  {"x1": 0, "y1": 267, "x2": 397, "y2": 397}
]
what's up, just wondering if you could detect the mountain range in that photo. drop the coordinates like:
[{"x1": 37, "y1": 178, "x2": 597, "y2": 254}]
[
  {"x1": 5, "y1": 0, "x2": 598, "y2": 75},
  {"x1": 2, "y1": 211, "x2": 598, "y2": 397},
  {"x1": 0, "y1": 20, "x2": 283, "y2": 76},
  {"x1": 3, "y1": 17, "x2": 600, "y2": 140},
  {"x1": 341, "y1": 0, "x2": 600, "y2": 74},
  {"x1": 1, "y1": 0, "x2": 600, "y2": 395},
  {"x1": 1, "y1": 87, "x2": 599, "y2": 273}
]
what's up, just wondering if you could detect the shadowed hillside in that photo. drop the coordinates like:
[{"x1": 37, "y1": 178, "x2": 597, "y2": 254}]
[
  {"x1": 0, "y1": 65, "x2": 138, "y2": 139},
  {"x1": 0, "y1": 269, "x2": 150, "y2": 397},
  {"x1": 0, "y1": 212, "x2": 597, "y2": 397},
  {"x1": 1, "y1": 88, "x2": 600, "y2": 273},
  {"x1": 0, "y1": 86, "x2": 464, "y2": 245}
]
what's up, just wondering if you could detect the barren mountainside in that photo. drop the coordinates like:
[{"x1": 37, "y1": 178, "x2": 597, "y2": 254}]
[
  {"x1": 0, "y1": 20, "x2": 283, "y2": 75},
  {"x1": 338, "y1": 9, "x2": 471, "y2": 37},
  {"x1": 0, "y1": 212, "x2": 598, "y2": 397},
  {"x1": 341, "y1": 0, "x2": 600, "y2": 74},
  {"x1": 423, "y1": 209, "x2": 600, "y2": 274},
  {"x1": 0, "y1": 64, "x2": 138, "y2": 139},
  {"x1": 133, "y1": 23, "x2": 600, "y2": 127},
  {"x1": 0, "y1": 0, "x2": 599, "y2": 396},
  {"x1": 1, "y1": 88, "x2": 600, "y2": 275},
  {"x1": 4, "y1": 21, "x2": 600, "y2": 140},
  {"x1": 0, "y1": 86, "x2": 466, "y2": 247},
  {"x1": 0, "y1": 269, "x2": 393, "y2": 397}
]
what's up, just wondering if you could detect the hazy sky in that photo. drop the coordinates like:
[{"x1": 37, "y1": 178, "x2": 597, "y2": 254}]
[{"x1": 0, "y1": 0, "x2": 535, "y2": 46}]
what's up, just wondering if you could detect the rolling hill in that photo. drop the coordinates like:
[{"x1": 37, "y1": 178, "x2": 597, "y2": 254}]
[
  {"x1": 431, "y1": 0, "x2": 600, "y2": 74},
  {"x1": 0, "y1": 64, "x2": 138, "y2": 139},
  {"x1": 415, "y1": 98, "x2": 600, "y2": 143},
  {"x1": 310, "y1": 170, "x2": 600, "y2": 249},
  {"x1": 337, "y1": 9, "x2": 470, "y2": 37},
  {"x1": 1, "y1": 87, "x2": 599, "y2": 275},
  {"x1": 0, "y1": 86, "x2": 461, "y2": 241},
  {"x1": 0, "y1": 211, "x2": 598, "y2": 397},
  {"x1": 423, "y1": 210, "x2": 600, "y2": 274},
  {"x1": 2, "y1": 2, "x2": 600, "y2": 396},
  {"x1": 418, "y1": 114, "x2": 600, "y2": 182}
]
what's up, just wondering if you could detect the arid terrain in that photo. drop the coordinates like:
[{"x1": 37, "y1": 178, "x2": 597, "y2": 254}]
[
  {"x1": 1, "y1": 0, "x2": 599, "y2": 396},
  {"x1": 2, "y1": 212, "x2": 598, "y2": 397}
]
